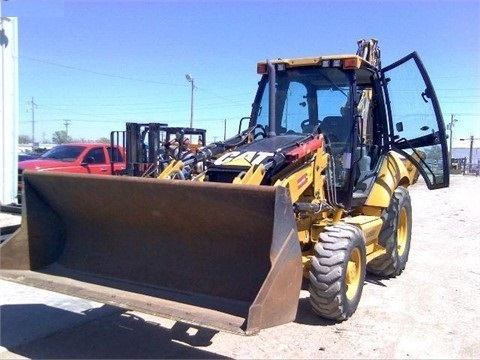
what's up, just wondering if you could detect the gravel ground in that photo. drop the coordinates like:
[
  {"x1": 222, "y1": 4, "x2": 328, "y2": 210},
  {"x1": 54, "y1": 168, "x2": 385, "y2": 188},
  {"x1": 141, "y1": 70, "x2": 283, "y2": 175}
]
[{"x1": 1, "y1": 174, "x2": 479, "y2": 359}]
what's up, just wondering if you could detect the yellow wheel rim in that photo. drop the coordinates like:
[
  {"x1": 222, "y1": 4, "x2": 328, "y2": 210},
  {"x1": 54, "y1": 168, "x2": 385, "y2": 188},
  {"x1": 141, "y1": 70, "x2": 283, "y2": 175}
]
[
  {"x1": 345, "y1": 248, "x2": 362, "y2": 300},
  {"x1": 397, "y1": 207, "x2": 408, "y2": 257}
]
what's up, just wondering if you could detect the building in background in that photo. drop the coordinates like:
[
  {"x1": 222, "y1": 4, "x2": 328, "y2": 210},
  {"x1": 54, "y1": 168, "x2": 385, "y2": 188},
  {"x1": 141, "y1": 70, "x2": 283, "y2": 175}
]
[{"x1": 451, "y1": 138, "x2": 480, "y2": 174}]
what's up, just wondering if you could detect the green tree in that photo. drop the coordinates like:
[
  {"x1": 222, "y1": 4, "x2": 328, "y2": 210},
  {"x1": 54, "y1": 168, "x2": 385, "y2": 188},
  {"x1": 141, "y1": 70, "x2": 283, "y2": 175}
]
[
  {"x1": 18, "y1": 135, "x2": 32, "y2": 144},
  {"x1": 52, "y1": 130, "x2": 72, "y2": 144},
  {"x1": 96, "y1": 137, "x2": 110, "y2": 143},
  {"x1": 425, "y1": 145, "x2": 443, "y2": 162}
]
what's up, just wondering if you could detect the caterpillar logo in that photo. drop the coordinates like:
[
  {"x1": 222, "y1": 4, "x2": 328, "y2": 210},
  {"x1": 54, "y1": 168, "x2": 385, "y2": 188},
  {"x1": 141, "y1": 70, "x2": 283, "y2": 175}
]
[{"x1": 214, "y1": 151, "x2": 274, "y2": 166}]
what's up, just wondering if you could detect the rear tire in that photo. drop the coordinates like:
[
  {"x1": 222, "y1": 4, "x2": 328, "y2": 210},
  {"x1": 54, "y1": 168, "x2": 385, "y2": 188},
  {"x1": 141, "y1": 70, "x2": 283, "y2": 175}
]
[
  {"x1": 367, "y1": 186, "x2": 412, "y2": 277},
  {"x1": 308, "y1": 224, "x2": 366, "y2": 321}
]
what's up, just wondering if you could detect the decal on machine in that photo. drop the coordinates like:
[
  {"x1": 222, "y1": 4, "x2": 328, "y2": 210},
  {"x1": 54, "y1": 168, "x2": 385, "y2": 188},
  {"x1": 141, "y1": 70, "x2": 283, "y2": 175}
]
[
  {"x1": 297, "y1": 174, "x2": 308, "y2": 189},
  {"x1": 214, "y1": 151, "x2": 274, "y2": 166}
]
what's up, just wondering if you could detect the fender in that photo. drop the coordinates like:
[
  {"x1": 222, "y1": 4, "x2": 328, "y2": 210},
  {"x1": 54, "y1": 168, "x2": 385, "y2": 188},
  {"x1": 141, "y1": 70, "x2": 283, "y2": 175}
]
[{"x1": 365, "y1": 152, "x2": 411, "y2": 208}]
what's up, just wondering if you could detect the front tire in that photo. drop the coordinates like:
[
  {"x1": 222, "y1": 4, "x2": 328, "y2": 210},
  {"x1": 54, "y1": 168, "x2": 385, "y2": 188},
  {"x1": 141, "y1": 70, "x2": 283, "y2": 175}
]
[
  {"x1": 308, "y1": 224, "x2": 366, "y2": 321},
  {"x1": 367, "y1": 186, "x2": 412, "y2": 277}
]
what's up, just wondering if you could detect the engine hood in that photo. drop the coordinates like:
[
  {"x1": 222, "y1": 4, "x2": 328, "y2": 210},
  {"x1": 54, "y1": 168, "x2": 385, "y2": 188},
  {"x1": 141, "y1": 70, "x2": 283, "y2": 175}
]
[
  {"x1": 213, "y1": 135, "x2": 311, "y2": 167},
  {"x1": 19, "y1": 159, "x2": 78, "y2": 171},
  {"x1": 240, "y1": 135, "x2": 307, "y2": 153}
]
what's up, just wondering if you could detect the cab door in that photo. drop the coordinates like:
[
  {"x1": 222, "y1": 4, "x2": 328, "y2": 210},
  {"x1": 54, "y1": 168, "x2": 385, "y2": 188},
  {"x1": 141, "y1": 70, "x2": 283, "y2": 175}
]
[
  {"x1": 82, "y1": 147, "x2": 110, "y2": 175},
  {"x1": 381, "y1": 52, "x2": 449, "y2": 189}
]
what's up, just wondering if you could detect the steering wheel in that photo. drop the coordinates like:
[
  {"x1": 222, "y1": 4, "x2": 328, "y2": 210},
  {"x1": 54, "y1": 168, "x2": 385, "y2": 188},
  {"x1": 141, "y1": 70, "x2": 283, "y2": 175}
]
[
  {"x1": 300, "y1": 119, "x2": 310, "y2": 129},
  {"x1": 253, "y1": 124, "x2": 267, "y2": 139},
  {"x1": 301, "y1": 119, "x2": 320, "y2": 133}
]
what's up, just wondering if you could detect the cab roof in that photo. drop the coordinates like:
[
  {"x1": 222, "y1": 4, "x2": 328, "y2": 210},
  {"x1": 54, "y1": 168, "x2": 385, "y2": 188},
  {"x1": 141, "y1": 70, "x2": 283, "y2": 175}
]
[{"x1": 257, "y1": 54, "x2": 374, "y2": 71}]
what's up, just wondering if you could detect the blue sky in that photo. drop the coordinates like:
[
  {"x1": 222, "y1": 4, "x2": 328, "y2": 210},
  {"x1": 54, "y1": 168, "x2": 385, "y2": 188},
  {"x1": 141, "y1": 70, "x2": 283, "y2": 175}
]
[{"x1": 2, "y1": 0, "x2": 479, "y2": 145}]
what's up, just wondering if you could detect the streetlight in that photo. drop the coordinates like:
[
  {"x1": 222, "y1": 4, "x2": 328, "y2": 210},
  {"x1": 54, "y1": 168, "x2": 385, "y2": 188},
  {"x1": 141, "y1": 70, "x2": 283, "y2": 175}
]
[
  {"x1": 447, "y1": 114, "x2": 458, "y2": 168},
  {"x1": 185, "y1": 74, "x2": 195, "y2": 129}
]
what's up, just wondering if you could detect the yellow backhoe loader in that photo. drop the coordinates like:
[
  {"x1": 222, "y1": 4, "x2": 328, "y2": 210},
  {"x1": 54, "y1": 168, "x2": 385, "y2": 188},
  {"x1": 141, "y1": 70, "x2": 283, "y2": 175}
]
[{"x1": 0, "y1": 39, "x2": 449, "y2": 335}]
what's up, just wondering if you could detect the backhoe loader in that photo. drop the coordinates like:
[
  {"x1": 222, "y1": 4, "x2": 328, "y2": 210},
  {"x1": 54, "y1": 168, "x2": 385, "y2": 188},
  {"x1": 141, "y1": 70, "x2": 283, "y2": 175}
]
[{"x1": 0, "y1": 39, "x2": 449, "y2": 335}]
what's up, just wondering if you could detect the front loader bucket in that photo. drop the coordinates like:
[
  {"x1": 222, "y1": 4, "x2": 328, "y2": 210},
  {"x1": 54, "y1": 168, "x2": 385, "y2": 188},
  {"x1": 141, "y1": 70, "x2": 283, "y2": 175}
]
[{"x1": 0, "y1": 171, "x2": 302, "y2": 335}]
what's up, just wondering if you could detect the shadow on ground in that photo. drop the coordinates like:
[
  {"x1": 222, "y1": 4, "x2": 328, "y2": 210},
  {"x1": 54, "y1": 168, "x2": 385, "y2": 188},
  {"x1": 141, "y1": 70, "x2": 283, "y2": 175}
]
[
  {"x1": 295, "y1": 273, "x2": 392, "y2": 326},
  {"x1": 0, "y1": 304, "x2": 228, "y2": 359}
]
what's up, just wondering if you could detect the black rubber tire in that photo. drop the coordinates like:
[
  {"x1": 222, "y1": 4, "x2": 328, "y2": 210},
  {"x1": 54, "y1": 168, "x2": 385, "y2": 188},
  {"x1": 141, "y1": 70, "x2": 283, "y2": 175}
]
[
  {"x1": 366, "y1": 186, "x2": 412, "y2": 277},
  {"x1": 308, "y1": 223, "x2": 366, "y2": 321}
]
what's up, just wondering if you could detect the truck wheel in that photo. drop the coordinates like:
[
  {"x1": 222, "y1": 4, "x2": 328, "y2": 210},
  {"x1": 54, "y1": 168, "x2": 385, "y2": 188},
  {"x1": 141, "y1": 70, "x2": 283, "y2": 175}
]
[
  {"x1": 308, "y1": 224, "x2": 366, "y2": 321},
  {"x1": 367, "y1": 186, "x2": 412, "y2": 277}
]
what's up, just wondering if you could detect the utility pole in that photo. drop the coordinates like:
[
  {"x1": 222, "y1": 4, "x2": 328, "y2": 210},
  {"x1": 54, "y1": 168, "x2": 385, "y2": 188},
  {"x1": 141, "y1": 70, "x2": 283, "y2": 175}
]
[
  {"x1": 185, "y1": 74, "x2": 195, "y2": 128},
  {"x1": 224, "y1": 119, "x2": 227, "y2": 140},
  {"x1": 447, "y1": 114, "x2": 458, "y2": 168},
  {"x1": 468, "y1": 136, "x2": 474, "y2": 172},
  {"x1": 28, "y1": 97, "x2": 37, "y2": 149},
  {"x1": 185, "y1": 74, "x2": 195, "y2": 141},
  {"x1": 459, "y1": 135, "x2": 479, "y2": 173},
  {"x1": 64, "y1": 119, "x2": 71, "y2": 136}
]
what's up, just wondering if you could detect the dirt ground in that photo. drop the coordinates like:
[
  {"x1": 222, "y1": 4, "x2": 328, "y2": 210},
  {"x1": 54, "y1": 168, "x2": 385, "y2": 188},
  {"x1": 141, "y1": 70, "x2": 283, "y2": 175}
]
[{"x1": 1, "y1": 174, "x2": 479, "y2": 359}]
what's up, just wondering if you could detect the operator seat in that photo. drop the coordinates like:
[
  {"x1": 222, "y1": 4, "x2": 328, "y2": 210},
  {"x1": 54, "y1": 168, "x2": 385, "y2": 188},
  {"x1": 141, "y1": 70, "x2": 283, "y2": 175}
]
[{"x1": 320, "y1": 116, "x2": 351, "y2": 144}]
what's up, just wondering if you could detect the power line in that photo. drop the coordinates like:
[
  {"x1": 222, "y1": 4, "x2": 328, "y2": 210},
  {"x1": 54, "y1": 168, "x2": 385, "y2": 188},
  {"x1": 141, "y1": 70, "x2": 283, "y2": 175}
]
[
  {"x1": 18, "y1": 55, "x2": 185, "y2": 87},
  {"x1": 20, "y1": 56, "x2": 255, "y2": 106}
]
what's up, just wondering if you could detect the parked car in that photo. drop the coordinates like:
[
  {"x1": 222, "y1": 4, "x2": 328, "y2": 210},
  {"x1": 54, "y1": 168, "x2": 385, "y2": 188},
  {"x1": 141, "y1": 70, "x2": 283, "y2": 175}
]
[
  {"x1": 18, "y1": 143, "x2": 126, "y2": 202},
  {"x1": 18, "y1": 153, "x2": 41, "y2": 162}
]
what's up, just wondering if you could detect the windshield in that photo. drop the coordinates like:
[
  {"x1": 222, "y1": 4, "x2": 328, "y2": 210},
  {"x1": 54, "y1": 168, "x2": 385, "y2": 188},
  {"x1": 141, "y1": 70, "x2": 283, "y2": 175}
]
[
  {"x1": 40, "y1": 145, "x2": 85, "y2": 162},
  {"x1": 251, "y1": 67, "x2": 354, "y2": 136}
]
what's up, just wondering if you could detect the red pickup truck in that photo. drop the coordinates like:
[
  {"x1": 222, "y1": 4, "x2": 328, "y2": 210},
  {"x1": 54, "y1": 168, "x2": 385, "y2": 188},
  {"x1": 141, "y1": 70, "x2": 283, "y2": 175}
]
[{"x1": 18, "y1": 143, "x2": 126, "y2": 201}]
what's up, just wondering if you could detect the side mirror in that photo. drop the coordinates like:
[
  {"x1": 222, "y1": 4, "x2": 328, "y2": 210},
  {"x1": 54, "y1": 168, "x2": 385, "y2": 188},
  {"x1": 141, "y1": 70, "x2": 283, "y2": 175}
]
[{"x1": 82, "y1": 156, "x2": 95, "y2": 165}]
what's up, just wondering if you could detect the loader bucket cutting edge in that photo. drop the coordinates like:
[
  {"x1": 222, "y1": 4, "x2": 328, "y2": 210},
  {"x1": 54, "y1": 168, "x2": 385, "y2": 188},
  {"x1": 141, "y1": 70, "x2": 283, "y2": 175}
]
[{"x1": 0, "y1": 171, "x2": 303, "y2": 335}]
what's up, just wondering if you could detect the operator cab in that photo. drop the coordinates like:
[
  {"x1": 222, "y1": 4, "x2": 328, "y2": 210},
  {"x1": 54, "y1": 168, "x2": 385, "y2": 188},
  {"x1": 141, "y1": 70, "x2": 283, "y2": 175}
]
[
  {"x1": 250, "y1": 52, "x2": 449, "y2": 209},
  {"x1": 251, "y1": 59, "x2": 380, "y2": 208}
]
